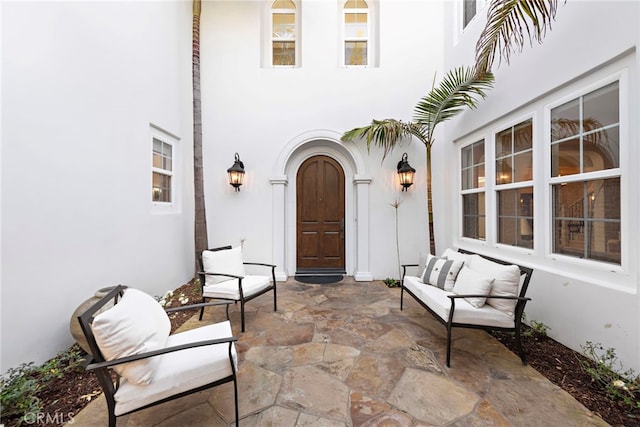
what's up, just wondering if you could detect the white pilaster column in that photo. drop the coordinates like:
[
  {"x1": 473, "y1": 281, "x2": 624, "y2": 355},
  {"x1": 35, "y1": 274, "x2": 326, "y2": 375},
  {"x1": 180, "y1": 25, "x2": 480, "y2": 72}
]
[
  {"x1": 353, "y1": 175, "x2": 373, "y2": 281},
  {"x1": 270, "y1": 175, "x2": 288, "y2": 281}
]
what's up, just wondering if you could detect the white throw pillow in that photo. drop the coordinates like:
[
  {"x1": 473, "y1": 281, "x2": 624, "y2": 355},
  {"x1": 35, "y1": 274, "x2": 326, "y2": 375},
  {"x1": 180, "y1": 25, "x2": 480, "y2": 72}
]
[
  {"x1": 91, "y1": 288, "x2": 170, "y2": 385},
  {"x1": 421, "y1": 254, "x2": 464, "y2": 291},
  {"x1": 452, "y1": 266, "x2": 494, "y2": 308},
  {"x1": 468, "y1": 254, "x2": 521, "y2": 316},
  {"x1": 441, "y1": 248, "x2": 473, "y2": 265},
  {"x1": 202, "y1": 246, "x2": 246, "y2": 286}
]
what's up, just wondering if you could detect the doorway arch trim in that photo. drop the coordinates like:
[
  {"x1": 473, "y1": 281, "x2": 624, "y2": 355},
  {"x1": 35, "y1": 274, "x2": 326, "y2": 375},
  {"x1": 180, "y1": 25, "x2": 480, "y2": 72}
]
[{"x1": 270, "y1": 130, "x2": 373, "y2": 281}]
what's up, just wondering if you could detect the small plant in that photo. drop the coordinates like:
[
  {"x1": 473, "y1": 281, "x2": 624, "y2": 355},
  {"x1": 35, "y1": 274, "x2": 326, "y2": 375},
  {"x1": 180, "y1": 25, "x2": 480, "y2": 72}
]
[
  {"x1": 580, "y1": 341, "x2": 640, "y2": 411},
  {"x1": 529, "y1": 320, "x2": 551, "y2": 337},
  {"x1": 1, "y1": 346, "x2": 85, "y2": 426},
  {"x1": 519, "y1": 313, "x2": 550, "y2": 338},
  {"x1": 383, "y1": 277, "x2": 400, "y2": 288}
]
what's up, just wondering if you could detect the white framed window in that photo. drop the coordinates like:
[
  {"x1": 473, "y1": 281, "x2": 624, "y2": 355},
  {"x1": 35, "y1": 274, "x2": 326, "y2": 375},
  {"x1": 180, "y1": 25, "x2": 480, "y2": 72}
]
[
  {"x1": 549, "y1": 81, "x2": 621, "y2": 265},
  {"x1": 271, "y1": 0, "x2": 299, "y2": 67},
  {"x1": 151, "y1": 125, "x2": 179, "y2": 211},
  {"x1": 495, "y1": 119, "x2": 534, "y2": 249},
  {"x1": 343, "y1": 0, "x2": 370, "y2": 67},
  {"x1": 462, "y1": 0, "x2": 477, "y2": 29},
  {"x1": 461, "y1": 139, "x2": 486, "y2": 240}
]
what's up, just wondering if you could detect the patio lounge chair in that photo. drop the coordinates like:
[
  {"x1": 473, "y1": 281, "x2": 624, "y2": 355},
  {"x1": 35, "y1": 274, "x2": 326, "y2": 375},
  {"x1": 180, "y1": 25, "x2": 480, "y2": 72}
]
[
  {"x1": 76, "y1": 285, "x2": 239, "y2": 427},
  {"x1": 197, "y1": 245, "x2": 277, "y2": 332}
]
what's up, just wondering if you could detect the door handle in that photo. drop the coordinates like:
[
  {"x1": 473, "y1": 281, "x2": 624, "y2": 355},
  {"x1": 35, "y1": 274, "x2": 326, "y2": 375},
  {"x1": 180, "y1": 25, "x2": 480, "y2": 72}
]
[{"x1": 340, "y1": 218, "x2": 345, "y2": 240}]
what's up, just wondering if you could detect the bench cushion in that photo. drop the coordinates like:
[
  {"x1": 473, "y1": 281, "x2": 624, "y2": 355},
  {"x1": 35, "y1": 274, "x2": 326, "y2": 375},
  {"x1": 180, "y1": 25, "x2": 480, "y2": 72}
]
[
  {"x1": 421, "y1": 254, "x2": 464, "y2": 291},
  {"x1": 468, "y1": 254, "x2": 521, "y2": 316},
  {"x1": 451, "y1": 266, "x2": 494, "y2": 308},
  {"x1": 403, "y1": 276, "x2": 514, "y2": 327}
]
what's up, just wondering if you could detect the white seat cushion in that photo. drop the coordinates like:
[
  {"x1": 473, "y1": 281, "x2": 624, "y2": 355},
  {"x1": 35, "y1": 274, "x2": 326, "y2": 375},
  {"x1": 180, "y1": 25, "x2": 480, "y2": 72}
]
[
  {"x1": 203, "y1": 275, "x2": 271, "y2": 300},
  {"x1": 202, "y1": 247, "x2": 246, "y2": 286},
  {"x1": 91, "y1": 288, "x2": 170, "y2": 385},
  {"x1": 114, "y1": 320, "x2": 237, "y2": 416},
  {"x1": 403, "y1": 276, "x2": 514, "y2": 328}
]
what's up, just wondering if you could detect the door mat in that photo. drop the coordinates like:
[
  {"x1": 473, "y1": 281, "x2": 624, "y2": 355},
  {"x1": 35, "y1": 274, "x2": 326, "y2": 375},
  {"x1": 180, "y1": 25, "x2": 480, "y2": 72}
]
[{"x1": 294, "y1": 275, "x2": 343, "y2": 285}]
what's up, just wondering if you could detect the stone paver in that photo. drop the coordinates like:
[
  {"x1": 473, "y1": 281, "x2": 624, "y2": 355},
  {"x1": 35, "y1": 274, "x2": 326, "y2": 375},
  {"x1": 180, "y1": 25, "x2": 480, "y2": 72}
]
[{"x1": 67, "y1": 278, "x2": 609, "y2": 426}]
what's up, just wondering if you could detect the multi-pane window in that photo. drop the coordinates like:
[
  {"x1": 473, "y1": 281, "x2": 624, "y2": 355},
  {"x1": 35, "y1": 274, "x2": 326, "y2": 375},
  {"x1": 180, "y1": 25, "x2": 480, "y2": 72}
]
[
  {"x1": 152, "y1": 138, "x2": 173, "y2": 203},
  {"x1": 461, "y1": 140, "x2": 486, "y2": 240},
  {"x1": 344, "y1": 0, "x2": 369, "y2": 66},
  {"x1": 550, "y1": 81, "x2": 620, "y2": 264},
  {"x1": 272, "y1": 0, "x2": 297, "y2": 66},
  {"x1": 496, "y1": 119, "x2": 534, "y2": 249},
  {"x1": 463, "y1": 0, "x2": 477, "y2": 28}
]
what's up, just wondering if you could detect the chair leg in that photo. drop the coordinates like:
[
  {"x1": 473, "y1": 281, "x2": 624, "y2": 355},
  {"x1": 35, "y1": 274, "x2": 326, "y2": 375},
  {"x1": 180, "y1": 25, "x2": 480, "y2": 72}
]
[
  {"x1": 400, "y1": 287, "x2": 404, "y2": 311},
  {"x1": 515, "y1": 326, "x2": 527, "y2": 365},
  {"x1": 240, "y1": 300, "x2": 246, "y2": 333},
  {"x1": 446, "y1": 324, "x2": 452, "y2": 368},
  {"x1": 273, "y1": 287, "x2": 277, "y2": 312},
  {"x1": 199, "y1": 297, "x2": 206, "y2": 321},
  {"x1": 108, "y1": 410, "x2": 116, "y2": 427},
  {"x1": 233, "y1": 377, "x2": 239, "y2": 426}
]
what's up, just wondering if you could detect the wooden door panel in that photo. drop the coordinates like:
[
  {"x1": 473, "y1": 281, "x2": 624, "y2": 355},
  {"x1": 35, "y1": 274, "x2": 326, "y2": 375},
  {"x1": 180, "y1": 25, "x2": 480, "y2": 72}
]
[{"x1": 296, "y1": 155, "x2": 345, "y2": 270}]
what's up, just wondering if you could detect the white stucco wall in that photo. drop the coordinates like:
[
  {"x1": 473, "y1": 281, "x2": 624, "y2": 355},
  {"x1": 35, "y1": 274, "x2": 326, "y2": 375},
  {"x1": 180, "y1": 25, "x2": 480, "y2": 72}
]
[
  {"x1": 1, "y1": 1, "x2": 194, "y2": 370},
  {"x1": 1, "y1": 0, "x2": 446, "y2": 372},
  {"x1": 438, "y1": 1, "x2": 640, "y2": 371},
  {"x1": 198, "y1": 0, "x2": 440, "y2": 280}
]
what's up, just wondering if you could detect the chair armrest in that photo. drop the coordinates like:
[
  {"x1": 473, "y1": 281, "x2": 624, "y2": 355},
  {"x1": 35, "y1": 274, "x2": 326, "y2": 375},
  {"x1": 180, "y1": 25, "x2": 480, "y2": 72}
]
[
  {"x1": 401, "y1": 264, "x2": 419, "y2": 269},
  {"x1": 86, "y1": 336, "x2": 238, "y2": 371},
  {"x1": 243, "y1": 262, "x2": 276, "y2": 269},
  {"x1": 401, "y1": 264, "x2": 419, "y2": 281},
  {"x1": 447, "y1": 295, "x2": 531, "y2": 301},
  {"x1": 164, "y1": 301, "x2": 232, "y2": 313},
  {"x1": 197, "y1": 271, "x2": 243, "y2": 280}
]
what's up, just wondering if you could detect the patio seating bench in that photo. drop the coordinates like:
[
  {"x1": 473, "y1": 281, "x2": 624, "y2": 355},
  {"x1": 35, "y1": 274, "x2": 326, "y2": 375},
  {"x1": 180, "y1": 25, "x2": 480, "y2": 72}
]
[{"x1": 400, "y1": 248, "x2": 533, "y2": 367}]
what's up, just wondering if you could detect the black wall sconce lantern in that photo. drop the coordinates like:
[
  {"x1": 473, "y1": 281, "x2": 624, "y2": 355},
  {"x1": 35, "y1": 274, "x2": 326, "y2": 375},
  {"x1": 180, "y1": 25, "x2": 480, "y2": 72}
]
[
  {"x1": 396, "y1": 152, "x2": 415, "y2": 191},
  {"x1": 227, "y1": 153, "x2": 245, "y2": 191}
]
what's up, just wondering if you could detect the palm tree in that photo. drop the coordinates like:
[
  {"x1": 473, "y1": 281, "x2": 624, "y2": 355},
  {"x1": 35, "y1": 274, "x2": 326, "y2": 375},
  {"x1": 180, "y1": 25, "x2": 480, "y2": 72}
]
[
  {"x1": 475, "y1": 0, "x2": 561, "y2": 78},
  {"x1": 341, "y1": 66, "x2": 494, "y2": 253},
  {"x1": 341, "y1": 0, "x2": 562, "y2": 254},
  {"x1": 193, "y1": 0, "x2": 208, "y2": 265}
]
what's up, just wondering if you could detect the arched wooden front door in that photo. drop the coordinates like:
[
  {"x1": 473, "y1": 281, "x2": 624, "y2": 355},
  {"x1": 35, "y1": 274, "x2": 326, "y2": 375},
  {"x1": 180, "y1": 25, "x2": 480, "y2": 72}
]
[{"x1": 296, "y1": 155, "x2": 345, "y2": 272}]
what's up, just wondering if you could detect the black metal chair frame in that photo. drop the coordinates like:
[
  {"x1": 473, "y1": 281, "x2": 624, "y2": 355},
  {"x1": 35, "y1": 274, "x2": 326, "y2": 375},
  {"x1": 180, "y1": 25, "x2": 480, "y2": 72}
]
[
  {"x1": 197, "y1": 245, "x2": 277, "y2": 332},
  {"x1": 400, "y1": 249, "x2": 533, "y2": 368},
  {"x1": 76, "y1": 285, "x2": 239, "y2": 427}
]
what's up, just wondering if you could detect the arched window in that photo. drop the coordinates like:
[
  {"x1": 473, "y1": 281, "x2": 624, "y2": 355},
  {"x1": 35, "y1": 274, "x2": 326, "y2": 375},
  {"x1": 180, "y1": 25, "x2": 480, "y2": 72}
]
[
  {"x1": 343, "y1": 0, "x2": 369, "y2": 66},
  {"x1": 272, "y1": 0, "x2": 298, "y2": 66}
]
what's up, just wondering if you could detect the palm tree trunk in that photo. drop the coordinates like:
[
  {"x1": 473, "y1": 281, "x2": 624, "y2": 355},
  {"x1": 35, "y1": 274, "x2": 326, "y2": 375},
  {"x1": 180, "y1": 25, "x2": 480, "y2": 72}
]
[
  {"x1": 426, "y1": 145, "x2": 435, "y2": 254},
  {"x1": 193, "y1": 0, "x2": 208, "y2": 264}
]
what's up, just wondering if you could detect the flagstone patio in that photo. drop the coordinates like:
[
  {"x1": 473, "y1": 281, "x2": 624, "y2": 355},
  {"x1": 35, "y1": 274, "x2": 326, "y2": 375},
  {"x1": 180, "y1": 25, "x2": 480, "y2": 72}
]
[{"x1": 70, "y1": 277, "x2": 608, "y2": 426}]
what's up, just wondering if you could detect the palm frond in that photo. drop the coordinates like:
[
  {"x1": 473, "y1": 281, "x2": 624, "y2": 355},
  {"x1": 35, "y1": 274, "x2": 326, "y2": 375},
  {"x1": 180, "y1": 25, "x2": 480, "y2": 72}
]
[
  {"x1": 413, "y1": 66, "x2": 494, "y2": 145},
  {"x1": 341, "y1": 119, "x2": 427, "y2": 159},
  {"x1": 475, "y1": 0, "x2": 560, "y2": 78}
]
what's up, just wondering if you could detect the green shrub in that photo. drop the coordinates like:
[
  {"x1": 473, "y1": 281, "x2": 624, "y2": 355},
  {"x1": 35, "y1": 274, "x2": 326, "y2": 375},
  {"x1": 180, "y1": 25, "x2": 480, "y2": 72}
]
[
  {"x1": 0, "y1": 346, "x2": 85, "y2": 426},
  {"x1": 383, "y1": 278, "x2": 400, "y2": 288},
  {"x1": 580, "y1": 341, "x2": 640, "y2": 411}
]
